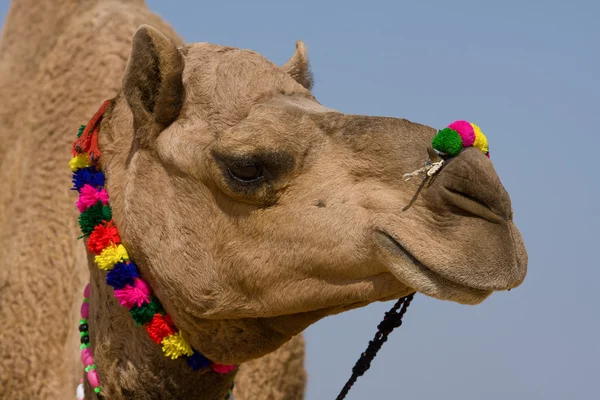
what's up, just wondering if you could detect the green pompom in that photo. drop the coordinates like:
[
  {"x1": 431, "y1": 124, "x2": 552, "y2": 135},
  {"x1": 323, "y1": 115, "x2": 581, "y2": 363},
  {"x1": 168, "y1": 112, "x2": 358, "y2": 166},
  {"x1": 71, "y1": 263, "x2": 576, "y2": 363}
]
[
  {"x1": 78, "y1": 202, "x2": 112, "y2": 235},
  {"x1": 129, "y1": 298, "x2": 163, "y2": 326},
  {"x1": 432, "y1": 128, "x2": 463, "y2": 157}
]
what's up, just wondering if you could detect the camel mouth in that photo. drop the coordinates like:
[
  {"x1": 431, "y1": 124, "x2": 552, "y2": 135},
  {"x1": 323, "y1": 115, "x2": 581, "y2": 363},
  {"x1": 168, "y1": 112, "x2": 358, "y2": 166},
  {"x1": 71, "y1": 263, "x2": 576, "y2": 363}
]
[{"x1": 373, "y1": 230, "x2": 494, "y2": 305}]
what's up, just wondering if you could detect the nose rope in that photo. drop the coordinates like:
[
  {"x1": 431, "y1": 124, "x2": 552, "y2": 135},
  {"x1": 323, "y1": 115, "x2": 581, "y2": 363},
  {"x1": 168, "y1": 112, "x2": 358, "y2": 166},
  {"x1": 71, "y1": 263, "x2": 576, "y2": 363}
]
[
  {"x1": 335, "y1": 293, "x2": 415, "y2": 400},
  {"x1": 403, "y1": 120, "x2": 490, "y2": 181},
  {"x1": 402, "y1": 158, "x2": 445, "y2": 181}
]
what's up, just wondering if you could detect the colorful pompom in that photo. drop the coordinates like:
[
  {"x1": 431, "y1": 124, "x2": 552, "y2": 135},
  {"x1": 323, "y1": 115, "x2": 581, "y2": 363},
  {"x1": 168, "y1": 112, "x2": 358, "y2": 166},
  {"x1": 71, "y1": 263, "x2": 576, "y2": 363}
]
[
  {"x1": 161, "y1": 331, "x2": 194, "y2": 359},
  {"x1": 87, "y1": 221, "x2": 121, "y2": 254},
  {"x1": 432, "y1": 120, "x2": 490, "y2": 158},
  {"x1": 447, "y1": 120, "x2": 475, "y2": 147},
  {"x1": 76, "y1": 184, "x2": 109, "y2": 212},
  {"x1": 72, "y1": 167, "x2": 105, "y2": 191},
  {"x1": 470, "y1": 122, "x2": 489, "y2": 156},
  {"x1": 146, "y1": 314, "x2": 177, "y2": 344},
  {"x1": 114, "y1": 278, "x2": 152, "y2": 309},
  {"x1": 78, "y1": 202, "x2": 112, "y2": 235},
  {"x1": 94, "y1": 244, "x2": 129, "y2": 270},
  {"x1": 212, "y1": 364, "x2": 236, "y2": 374},
  {"x1": 431, "y1": 127, "x2": 463, "y2": 157},
  {"x1": 70, "y1": 154, "x2": 90, "y2": 171},
  {"x1": 105, "y1": 262, "x2": 139, "y2": 289},
  {"x1": 186, "y1": 351, "x2": 212, "y2": 371},
  {"x1": 130, "y1": 297, "x2": 163, "y2": 326}
]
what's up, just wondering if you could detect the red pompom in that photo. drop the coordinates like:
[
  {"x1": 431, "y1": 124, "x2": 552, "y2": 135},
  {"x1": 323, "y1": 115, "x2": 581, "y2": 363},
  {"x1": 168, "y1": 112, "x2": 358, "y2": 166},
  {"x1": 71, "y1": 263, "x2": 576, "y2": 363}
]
[
  {"x1": 87, "y1": 221, "x2": 121, "y2": 254},
  {"x1": 146, "y1": 314, "x2": 176, "y2": 344},
  {"x1": 211, "y1": 364, "x2": 236, "y2": 374}
]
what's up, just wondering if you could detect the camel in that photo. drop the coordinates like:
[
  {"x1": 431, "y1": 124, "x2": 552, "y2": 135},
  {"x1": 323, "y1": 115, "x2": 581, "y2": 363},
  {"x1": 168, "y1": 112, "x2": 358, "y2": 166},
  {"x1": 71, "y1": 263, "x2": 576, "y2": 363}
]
[{"x1": 0, "y1": 1, "x2": 528, "y2": 399}]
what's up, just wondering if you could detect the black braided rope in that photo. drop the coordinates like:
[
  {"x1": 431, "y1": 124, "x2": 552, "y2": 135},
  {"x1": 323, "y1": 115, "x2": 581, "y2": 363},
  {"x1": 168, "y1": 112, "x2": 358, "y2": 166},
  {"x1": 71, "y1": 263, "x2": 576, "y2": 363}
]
[{"x1": 335, "y1": 293, "x2": 415, "y2": 400}]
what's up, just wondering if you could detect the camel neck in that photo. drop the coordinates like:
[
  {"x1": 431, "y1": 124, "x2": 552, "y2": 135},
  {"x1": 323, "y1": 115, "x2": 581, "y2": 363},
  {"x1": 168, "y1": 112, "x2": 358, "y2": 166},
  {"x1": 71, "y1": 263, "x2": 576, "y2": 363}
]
[{"x1": 85, "y1": 262, "x2": 235, "y2": 399}]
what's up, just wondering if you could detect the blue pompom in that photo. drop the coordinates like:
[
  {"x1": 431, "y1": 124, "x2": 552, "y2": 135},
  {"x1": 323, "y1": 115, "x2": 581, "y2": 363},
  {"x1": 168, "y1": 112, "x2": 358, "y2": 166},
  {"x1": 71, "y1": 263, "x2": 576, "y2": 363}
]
[
  {"x1": 72, "y1": 167, "x2": 105, "y2": 191},
  {"x1": 186, "y1": 351, "x2": 212, "y2": 371},
  {"x1": 105, "y1": 262, "x2": 140, "y2": 289}
]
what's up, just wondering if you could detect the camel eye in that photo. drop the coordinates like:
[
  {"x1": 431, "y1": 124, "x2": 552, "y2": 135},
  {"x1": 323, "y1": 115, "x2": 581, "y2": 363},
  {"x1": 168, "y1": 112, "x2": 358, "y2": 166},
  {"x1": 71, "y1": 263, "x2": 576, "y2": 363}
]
[{"x1": 227, "y1": 163, "x2": 263, "y2": 183}]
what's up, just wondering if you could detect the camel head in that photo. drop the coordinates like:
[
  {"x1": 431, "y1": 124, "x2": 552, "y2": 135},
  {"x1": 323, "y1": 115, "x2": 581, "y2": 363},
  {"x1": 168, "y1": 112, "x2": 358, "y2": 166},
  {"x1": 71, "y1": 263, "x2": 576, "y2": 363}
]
[{"x1": 99, "y1": 25, "x2": 527, "y2": 364}]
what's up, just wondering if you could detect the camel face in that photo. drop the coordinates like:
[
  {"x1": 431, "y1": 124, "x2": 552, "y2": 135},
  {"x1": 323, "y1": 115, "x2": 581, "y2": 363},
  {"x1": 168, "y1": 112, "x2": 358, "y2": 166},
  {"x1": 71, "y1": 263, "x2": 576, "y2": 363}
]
[{"x1": 102, "y1": 26, "x2": 527, "y2": 363}]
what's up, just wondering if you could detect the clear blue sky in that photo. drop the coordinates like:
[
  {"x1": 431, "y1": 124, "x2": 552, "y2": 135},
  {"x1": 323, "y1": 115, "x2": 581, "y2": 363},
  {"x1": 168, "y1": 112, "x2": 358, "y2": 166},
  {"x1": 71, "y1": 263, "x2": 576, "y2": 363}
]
[{"x1": 2, "y1": 0, "x2": 598, "y2": 398}]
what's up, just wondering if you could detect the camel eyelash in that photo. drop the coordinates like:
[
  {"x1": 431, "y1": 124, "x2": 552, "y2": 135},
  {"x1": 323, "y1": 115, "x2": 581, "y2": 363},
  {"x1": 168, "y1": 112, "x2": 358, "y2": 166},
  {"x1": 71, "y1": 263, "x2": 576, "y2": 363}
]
[{"x1": 213, "y1": 151, "x2": 294, "y2": 185}]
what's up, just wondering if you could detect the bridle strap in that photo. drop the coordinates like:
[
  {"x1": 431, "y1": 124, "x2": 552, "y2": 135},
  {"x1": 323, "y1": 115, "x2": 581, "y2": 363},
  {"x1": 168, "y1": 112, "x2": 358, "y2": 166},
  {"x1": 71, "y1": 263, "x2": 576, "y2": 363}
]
[{"x1": 335, "y1": 293, "x2": 415, "y2": 400}]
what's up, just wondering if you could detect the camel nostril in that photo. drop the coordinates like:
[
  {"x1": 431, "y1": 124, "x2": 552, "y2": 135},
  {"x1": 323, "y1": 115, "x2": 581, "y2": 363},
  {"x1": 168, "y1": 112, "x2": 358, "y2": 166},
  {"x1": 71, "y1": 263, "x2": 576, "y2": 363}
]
[
  {"x1": 423, "y1": 148, "x2": 513, "y2": 221},
  {"x1": 442, "y1": 186, "x2": 508, "y2": 223},
  {"x1": 445, "y1": 188, "x2": 492, "y2": 212}
]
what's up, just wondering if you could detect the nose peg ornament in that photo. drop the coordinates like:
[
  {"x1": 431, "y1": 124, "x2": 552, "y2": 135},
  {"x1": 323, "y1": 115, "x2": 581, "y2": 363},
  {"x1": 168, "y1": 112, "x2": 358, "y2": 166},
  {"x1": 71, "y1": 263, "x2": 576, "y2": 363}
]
[{"x1": 403, "y1": 120, "x2": 489, "y2": 181}]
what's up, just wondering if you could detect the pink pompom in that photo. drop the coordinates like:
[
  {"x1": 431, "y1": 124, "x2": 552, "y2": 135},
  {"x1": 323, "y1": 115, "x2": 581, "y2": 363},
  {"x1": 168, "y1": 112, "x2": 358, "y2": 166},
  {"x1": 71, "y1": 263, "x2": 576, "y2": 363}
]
[
  {"x1": 84, "y1": 284, "x2": 90, "y2": 298},
  {"x1": 87, "y1": 369, "x2": 100, "y2": 387},
  {"x1": 76, "y1": 184, "x2": 109, "y2": 212},
  {"x1": 113, "y1": 278, "x2": 151, "y2": 309},
  {"x1": 80, "y1": 302, "x2": 89, "y2": 319},
  {"x1": 448, "y1": 120, "x2": 475, "y2": 147},
  {"x1": 81, "y1": 348, "x2": 94, "y2": 366},
  {"x1": 211, "y1": 363, "x2": 236, "y2": 374}
]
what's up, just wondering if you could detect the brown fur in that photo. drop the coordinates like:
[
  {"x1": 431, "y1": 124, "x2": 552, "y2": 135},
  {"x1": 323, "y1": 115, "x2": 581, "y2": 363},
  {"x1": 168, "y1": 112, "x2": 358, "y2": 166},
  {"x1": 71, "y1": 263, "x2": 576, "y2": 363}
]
[
  {"x1": 0, "y1": 2, "x2": 528, "y2": 399},
  {"x1": 0, "y1": 1, "x2": 307, "y2": 399},
  {"x1": 234, "y1": 334, "x2": 306, "y2": 400}
]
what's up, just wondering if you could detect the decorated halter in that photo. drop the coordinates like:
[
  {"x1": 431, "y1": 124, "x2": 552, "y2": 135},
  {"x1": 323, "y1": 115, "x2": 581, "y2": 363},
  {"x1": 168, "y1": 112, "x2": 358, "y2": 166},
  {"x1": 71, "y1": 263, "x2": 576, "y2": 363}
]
[
  {"x1": 70, "y1": 101, "x2": 235, "y2": 400},
  {"x1": 403, "y1": 120, "x2": 489, "y2": 180}
]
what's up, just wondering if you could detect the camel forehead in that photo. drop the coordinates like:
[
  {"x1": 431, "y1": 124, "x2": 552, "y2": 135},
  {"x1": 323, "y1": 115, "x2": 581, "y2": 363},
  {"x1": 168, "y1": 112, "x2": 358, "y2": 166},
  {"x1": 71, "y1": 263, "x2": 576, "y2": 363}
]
[
  {"x1": 179, "y1": 42, "x2": 242, "y2": 60},
  {"x1": 179, "y1": 42, "x2": 291, "y2": 82},
  {"x1": 175, "y1": 43, "x2": 319, "y2": 130}
]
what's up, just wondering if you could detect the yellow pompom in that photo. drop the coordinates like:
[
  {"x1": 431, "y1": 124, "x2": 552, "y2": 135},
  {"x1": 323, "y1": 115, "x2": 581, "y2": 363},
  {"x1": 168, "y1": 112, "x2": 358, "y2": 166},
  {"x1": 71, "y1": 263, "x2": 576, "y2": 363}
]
[
  {"x1": 470, "y1": 122, "x2": 489, "y2": 154},
  {"x1": 161, "y1": 331, "x2": 193, "y2": 359},
  {"x1": 69, "y1": 154, "x2": 90, "y2": 171},
  {"x1": 94, "y1": 244, "x2": 129, "y2": 271}
]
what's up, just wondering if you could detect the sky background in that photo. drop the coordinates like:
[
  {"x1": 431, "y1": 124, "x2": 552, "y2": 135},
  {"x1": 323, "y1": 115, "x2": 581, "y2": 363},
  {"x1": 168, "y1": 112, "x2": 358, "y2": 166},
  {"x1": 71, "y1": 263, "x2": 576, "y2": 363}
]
[{"x1": 2, "y1": 0, "x2": 598, "y2": 398}]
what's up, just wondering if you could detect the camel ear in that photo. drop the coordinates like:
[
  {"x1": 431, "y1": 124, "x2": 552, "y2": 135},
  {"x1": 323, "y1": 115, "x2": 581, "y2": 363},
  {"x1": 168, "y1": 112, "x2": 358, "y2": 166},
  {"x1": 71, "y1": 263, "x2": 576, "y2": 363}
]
[
  {"x1": 282, "y1": 41, "x2": 314, "y2": 90},
  {"x1": 123, "y1": 25, "x2": 184, "y2": 146}
]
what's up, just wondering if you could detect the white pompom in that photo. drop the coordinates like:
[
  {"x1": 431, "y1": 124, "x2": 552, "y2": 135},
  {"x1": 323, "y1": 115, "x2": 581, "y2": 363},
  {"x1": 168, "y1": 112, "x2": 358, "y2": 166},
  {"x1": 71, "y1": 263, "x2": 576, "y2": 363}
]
[{"x1": 76, "y1": 383, "x2": 85, "y2": 400}]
